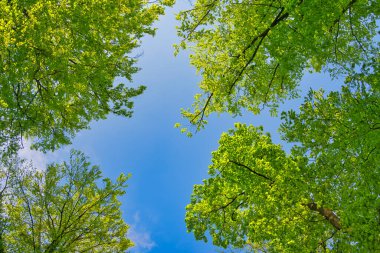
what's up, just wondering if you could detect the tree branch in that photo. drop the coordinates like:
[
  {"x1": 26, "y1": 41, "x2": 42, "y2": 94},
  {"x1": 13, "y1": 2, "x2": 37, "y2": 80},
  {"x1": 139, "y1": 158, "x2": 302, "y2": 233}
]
[
  {"x1": 210, "y1": 191, "x2": 245, "y2": 214},
  {"x1": 229, "y1": 160, "x2": 274, "y2": 183},
  {"x1": 190, "y1": 92, "x2": 213, "y2": 128},
  {"x1": 304, "y1": 202, "x2": 341, "y2": 230},
  {"x1": 183, "y1": 0, "x2": 218, "y2": 41},
  {"x1": 227, "y1": 8, "x2": 290, "y2": 95}
]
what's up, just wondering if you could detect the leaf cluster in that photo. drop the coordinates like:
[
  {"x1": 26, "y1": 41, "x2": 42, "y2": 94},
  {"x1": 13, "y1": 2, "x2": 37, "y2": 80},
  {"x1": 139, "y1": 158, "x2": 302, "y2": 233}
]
[{"x1": 2, "y1": 150, "x2": 132, "y2": 253}]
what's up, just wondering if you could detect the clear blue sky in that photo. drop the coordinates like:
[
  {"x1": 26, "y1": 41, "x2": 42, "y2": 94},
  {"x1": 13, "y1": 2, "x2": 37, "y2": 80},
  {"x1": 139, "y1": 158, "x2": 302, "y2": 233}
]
[{"x1": 21, "y1": 2, "x2": 341, "y2": 253}]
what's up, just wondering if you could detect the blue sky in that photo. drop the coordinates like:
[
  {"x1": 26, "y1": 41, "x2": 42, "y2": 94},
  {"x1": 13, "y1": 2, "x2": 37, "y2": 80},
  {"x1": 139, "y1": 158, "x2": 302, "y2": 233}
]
[{"x1": 19, "y1": 2, "x2": 342, "y2": 253}]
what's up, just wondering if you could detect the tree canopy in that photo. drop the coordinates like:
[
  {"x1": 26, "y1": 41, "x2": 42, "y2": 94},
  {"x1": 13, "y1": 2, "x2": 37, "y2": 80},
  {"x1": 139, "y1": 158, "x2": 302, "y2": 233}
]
[
  {"x1": 178, "y1": 0, "x2": 380, "y2": 251},
  {"x1": 176, "y1": 0, "x2": 379, "y2": 129},
  {"x1": 3, "y1": 150, "x2": 132, "y2": 252},
  {"x1": 0, "y1": 0, "x2": 378, "y2": 251},
  {"x1": 0, "y1": 0, "x2": 173, "y2": 152},
  {"x1": 0, "y1": 1, "x2": 175, "y2": 252},
  {"x1": 186, "y1": 118, "x2": 379, "y2": 251}
]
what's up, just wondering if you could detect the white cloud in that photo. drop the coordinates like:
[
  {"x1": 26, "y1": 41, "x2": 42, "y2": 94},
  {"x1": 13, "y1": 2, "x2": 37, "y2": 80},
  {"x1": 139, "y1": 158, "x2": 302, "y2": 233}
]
[
  {"x1": 18, "y1": 140, "x2": 49, "y2": 169},
  {"x1": 17, "y1": 140, "x2": 67, "y2": 169},
  {"x1": 128, "y1": 212, "x2": 157, "y2": 253}
]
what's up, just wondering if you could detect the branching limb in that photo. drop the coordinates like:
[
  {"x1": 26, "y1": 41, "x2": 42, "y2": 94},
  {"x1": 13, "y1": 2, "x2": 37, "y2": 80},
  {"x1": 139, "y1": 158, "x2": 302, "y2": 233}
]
[
  {"x1": 304, "y1": 202, "x2": 341, "y2": 230},
  {"x1": 229, "y1": 160, "x2": 274, "y2": 183}
]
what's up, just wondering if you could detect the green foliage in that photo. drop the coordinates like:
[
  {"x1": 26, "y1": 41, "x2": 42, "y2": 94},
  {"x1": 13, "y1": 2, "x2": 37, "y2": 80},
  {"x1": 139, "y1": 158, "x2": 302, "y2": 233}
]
[
  {"x1": 3, "y1": 150, "x2": 132, "y2": 252},
  {"x1": 0, "y1": 0, "x2": 173, "y2": 152},
  {"x1": 176, "y1": 0, "x2": 379, "y2": 129},
  {"x1": 186, "y1": 121, "x2": 379, "y2": 252},
  {"x1": 179, "y1": 0, "x2": 380, "y2": 251}
]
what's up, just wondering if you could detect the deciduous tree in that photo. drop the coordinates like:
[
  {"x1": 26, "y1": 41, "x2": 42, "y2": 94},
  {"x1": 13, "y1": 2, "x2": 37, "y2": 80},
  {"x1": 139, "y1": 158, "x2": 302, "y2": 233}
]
[
  {"x1": 4, "y1": 150, "x2": 132, "y2": 252},
  {"x1": 0, "y1": 0, "x2": 173, "y2": 152},
  {"x1": 176, "y1": 0, "x2": 378, "y2": 129},
  {"x1": 178, "y1": 0, "x2": 380, "y2": 251},
  {"x1": 186, "y1": 104, "x2": 379, "y2": 251}
]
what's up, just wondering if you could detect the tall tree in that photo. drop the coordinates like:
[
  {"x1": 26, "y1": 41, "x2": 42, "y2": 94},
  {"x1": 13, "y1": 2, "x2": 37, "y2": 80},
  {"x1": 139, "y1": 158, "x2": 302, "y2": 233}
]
[
  {"x1": 176, "y1": 0, "x2": 378, "y2": 129},
  {"x1": 0, "y1": 0, "x2": 174, "y2": 152},
  {"x1": 177, "y1": 0, "x2": 380, "y2": 251},
  {"x1": 3, "y1": 150, "x2": 133, "y2": 252},
  {"x1": 186, "y1": 107, "x2": 379, "y2": 251}
]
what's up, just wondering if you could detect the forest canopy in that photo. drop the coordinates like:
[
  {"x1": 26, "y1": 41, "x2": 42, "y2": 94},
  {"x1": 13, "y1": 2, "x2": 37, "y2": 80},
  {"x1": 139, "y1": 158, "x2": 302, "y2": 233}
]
[
  {"x1": 0, "y1": 0, "x2": 173, "y2": 152},
  {"x1": 0, "y1": 0, "x2": 174, "y2": 252},
  {"x1": 0, "y1": 0, "x2": 378, "y2": 252},
  {"x1": 178, "y1": 0, "x2": 380, "y2": 252}
]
